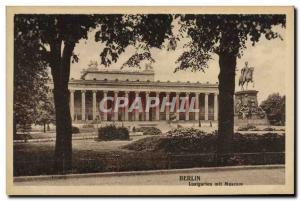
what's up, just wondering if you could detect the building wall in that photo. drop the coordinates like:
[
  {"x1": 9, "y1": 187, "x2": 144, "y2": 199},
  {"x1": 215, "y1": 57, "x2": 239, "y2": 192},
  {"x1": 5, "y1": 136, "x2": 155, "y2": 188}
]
[{"x1": 82, "y1": 70, "x2": 155, "y2": 82}]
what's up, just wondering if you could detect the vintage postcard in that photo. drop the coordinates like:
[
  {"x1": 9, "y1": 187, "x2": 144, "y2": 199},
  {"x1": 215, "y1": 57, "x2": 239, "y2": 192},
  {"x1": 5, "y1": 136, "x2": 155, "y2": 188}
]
[{"x1": 6, "y1": 6, "x2": 294, "y2": 195}]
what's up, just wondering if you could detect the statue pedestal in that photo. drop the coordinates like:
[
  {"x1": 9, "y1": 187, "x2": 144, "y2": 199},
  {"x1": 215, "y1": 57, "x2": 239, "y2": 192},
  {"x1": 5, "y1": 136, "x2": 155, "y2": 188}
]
[{"x1": 234, "y1": 90, "x2": 269, "y2": 126}]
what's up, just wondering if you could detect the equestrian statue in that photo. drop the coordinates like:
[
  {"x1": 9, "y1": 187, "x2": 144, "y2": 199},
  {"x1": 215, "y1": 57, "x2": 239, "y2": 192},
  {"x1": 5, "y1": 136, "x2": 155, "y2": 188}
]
[{"x1": 238, "y1": 61, "x2": 254, "y2": 90}]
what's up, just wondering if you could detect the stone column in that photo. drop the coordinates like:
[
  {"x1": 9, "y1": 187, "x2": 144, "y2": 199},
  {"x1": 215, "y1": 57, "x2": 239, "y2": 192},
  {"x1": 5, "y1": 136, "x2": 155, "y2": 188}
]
[
  {"x1": 155, "y1": 92, "x2": 160, "y2": 121},
  {"x1": 165, "y1": 92, "x2": 170, "y2": 121},
  {"x1": 145, "y1": 92, "x2": 150, "y2": 121},
  {"x1": 125, "y1": 91, "x2": 129, "y2": 121},
  {"x1": 135, "y1": 91, "x2": 139, "y2": 121},
  {"x1": 70, "y1": 90, "x2": 75, "y2": 121},
  {"x1": 175, "y1": 93, "x2": 179, "y2": 120},
  {"x1": 205, "y1": 93, "x2": 209, "y2": 121},
  {"x1": 214, "y1": 92, "x2": 218, "y2": 121},
  {"x1": 92, "y1": 90, "x2": 97, "y2": 120},
  {"x1": 195, "y1": 92, "x2": 199, "y2": 121},
  {"x1": 81, "y1": 90, "x2": 86, "y2": 121},
  {"x1": 114, "y1": 91, "x2": 118, "y2": 121},
  {"x1": 103, "y1": 90, "x2": 108, "y2": 121},
  {"x1": 185, "y1": 92, "x2": 190, "y2": 121}
]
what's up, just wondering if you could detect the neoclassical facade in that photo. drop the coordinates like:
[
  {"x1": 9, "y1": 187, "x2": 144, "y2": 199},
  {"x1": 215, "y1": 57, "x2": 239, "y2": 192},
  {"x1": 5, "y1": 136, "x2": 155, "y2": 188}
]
[{"x1": 65, "y1": 66, "x2": 219, "y2": 123}]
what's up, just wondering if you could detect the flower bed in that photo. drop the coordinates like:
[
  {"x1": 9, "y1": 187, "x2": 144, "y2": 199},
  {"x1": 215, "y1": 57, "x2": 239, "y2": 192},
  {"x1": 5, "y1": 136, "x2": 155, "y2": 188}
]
[{"x1": 237, "y1": 124, "x2": 258, "y2": 131}]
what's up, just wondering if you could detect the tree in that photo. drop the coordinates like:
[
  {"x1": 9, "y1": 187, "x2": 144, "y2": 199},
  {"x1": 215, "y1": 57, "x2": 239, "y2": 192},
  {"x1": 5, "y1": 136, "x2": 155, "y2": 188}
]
[
  {"x1": 14, "y1": 14, "x2": 173, "y2": 173},
  {"x1": 15, "y1": 15, "x2": 99, "y2": 172},
  {"x1": 14, "y1": 16, "x2": 49, "y2": 138},
  {"x1": 174, "y1": 15, "x2": 286, "y2": 156},
  {"x1": 34, "y1": 90, "x2": 56, "y2": 132},
  {"x1": 260, "y1": 93, "x2": 285, "y2": 125}
]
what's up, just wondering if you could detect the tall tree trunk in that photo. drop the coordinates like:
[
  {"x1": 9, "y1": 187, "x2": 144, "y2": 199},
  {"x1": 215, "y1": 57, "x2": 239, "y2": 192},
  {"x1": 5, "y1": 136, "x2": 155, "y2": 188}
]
[
  {"x1": 53, "y1": 84, "x2": 72, "y2": 173},
  {"x1": 43, "y1": 123, "x2": 46, "y2": 133},
  {"x1": 216, "y1": 28, "x2": 239, "y2": 164},
  {"x1": 50, "y1": 40, "x2": 75, "y2": 174},
  {"x1": 217, "y1": 51, "x2": 236, "y2": 156}
]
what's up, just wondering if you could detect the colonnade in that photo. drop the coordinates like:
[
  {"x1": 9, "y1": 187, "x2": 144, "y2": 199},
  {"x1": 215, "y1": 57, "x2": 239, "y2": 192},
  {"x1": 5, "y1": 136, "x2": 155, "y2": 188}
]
[{"x1": 69, "y1": 90, "x2": 218, "y2": 122}]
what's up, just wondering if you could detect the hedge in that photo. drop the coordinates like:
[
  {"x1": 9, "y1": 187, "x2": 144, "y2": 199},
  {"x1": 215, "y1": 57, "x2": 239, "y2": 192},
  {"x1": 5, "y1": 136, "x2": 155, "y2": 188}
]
[
  {"x1": 98, "y1": 125, "x2": 129, "y2": 140},
  {"x1": 72, "y1": 126, "x2": 80, "y2": 134},
  {"x1": 125, "y1": 129, "x2": 285, "y2": 154},
  {"x1": 135, "y1": 127, "x2": 162, "y2": 135}
]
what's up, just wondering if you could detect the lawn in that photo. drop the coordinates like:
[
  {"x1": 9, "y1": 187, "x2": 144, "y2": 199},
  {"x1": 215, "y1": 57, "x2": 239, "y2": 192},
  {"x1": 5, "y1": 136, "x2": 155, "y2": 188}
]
[
  {"x1": 14, "y1": 133, "x2": 285, "y2": 176},
  {"x1": 14, "y1": 135, "x2": 151, "y2": 176}
]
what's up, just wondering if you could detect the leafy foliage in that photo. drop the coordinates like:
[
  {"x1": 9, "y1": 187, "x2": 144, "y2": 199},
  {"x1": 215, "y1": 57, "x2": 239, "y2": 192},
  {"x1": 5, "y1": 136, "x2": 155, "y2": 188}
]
[
  {"x1": 260, "y1": 93, "x2": 285, "y2": 125},
  {"x1": 34, "y1": 91, "x2": 55, "y2": 129},
  {"x1": 121, "y1": 51, "x2": 155, "y2": 69},
  {"x1": 237, "y1": 124, "x2": 257, "y2": 131},
  {"x1": 96, "y1": 14, "x2": 173, "y2": 67},
  {"x1": 124, "y1": 132, "x2": 284, "y2": 154},
  {"x1": 14, "y1": 16, "x2": 50, "y2": 133},
  {"x1": 175, "y1": 14, "x2": 286, "y2": 72},
  {"x1": 166, "y1": 127, "x2": 207, "y2": 137}
]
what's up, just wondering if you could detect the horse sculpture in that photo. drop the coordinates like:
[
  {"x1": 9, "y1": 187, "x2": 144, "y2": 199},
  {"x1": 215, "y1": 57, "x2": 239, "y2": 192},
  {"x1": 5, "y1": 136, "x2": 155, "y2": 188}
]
[{"x1": 238, "y1": 61, "x2": 254, "y2": 90}]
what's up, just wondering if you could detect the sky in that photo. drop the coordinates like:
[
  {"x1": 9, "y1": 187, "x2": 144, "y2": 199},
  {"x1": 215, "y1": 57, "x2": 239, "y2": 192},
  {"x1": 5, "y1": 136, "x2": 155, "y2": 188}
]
[{"x1": 70, "y1": 24, "x2": 286, "y2": 104}]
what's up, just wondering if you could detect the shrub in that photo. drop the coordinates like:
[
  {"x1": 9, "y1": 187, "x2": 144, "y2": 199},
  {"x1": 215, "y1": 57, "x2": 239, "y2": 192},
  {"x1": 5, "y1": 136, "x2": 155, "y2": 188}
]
[
  {"x1": 72, "y1": 126, "x2": 80, "y2": 134},
  {"x1": 124, "y1": 132, "x2": 285, "y2": 154},
  {"x1": 117, "y1": 127, "x2": 130, "y2": 140},
  {"x1": 82, "y1": 124, "x2": 94, "y2": 128},
  {"x1": 14, "y1": 134, "x2": 32, "y2": 141},
  {"x1": 263, "y1": 127, "x2": 275, "y2": 131},
  {"x1": 166, "y1": 127, "x2": 207, "y2": 137},
  {"x1": 135, "y1": 127, "x2": 162, "y2": 135},
  {"x1": 237, "y1": 124, "x2": 257, "y2": 131},
  {"x1": 232, "y1": 132, "x2": 285, "y2": 153},
  {"x1": 98, "y1": 125, "x2": 129, "y2": 140}
]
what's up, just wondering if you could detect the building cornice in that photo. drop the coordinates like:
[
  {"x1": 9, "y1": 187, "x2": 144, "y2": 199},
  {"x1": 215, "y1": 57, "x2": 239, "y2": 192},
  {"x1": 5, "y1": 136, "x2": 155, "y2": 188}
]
[
  {"x1": 48, "y1": 79, "x2": 219, "y2": 93},
  {"x1": 69, "y1": 79, "x2": 218, "y2": 87},
  {"x1": 81, "y1": 69, "x2": 155, "y2": 79}
]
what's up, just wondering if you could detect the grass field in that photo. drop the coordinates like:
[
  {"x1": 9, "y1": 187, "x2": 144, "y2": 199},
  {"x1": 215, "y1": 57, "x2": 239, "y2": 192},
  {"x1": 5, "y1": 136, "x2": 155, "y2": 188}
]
[
  {"x1": 14, "y1": 132, "x2": 285, "y2": 177},
  {"x1": 14, "y1": 135, "x2": 152, "y2": 176}
]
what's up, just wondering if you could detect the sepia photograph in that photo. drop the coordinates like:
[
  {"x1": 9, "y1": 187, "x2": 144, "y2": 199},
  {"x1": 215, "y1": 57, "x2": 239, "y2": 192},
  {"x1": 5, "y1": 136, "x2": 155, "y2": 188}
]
[{"x1": 6, "y1": 6, "x2": 294, "y2": 195}]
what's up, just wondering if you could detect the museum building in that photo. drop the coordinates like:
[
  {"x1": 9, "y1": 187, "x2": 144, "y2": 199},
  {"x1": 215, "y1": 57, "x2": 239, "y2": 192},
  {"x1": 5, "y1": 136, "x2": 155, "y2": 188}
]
[{"x1": 64, "y1": 65, "x2": 219, "y2": 123}]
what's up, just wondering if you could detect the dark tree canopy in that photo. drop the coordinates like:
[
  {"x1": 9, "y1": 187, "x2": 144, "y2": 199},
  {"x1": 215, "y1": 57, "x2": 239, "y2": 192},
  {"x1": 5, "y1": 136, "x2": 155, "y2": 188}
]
[
  {"x1": 34, "y1": 92, "x2": 56, "y2": 129},
  {"x1": 175, "y1": 14, "x2": 286, "y2": 72},
  {"x1": 260, "y1": 93, "x2": 285, "y2": 126},
  {"x1": 14, "y1": 16, "x2": 50, "y2": 134},
  {"x1": 95, "y1": 14, "x2": 173, "y2": 67}
]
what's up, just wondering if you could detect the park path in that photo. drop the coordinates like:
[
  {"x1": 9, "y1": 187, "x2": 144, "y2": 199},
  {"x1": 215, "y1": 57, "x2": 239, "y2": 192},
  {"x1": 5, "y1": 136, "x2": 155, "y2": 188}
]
[{"x1": 14, "y1": 165, "x2": 284, "y2": 186}]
